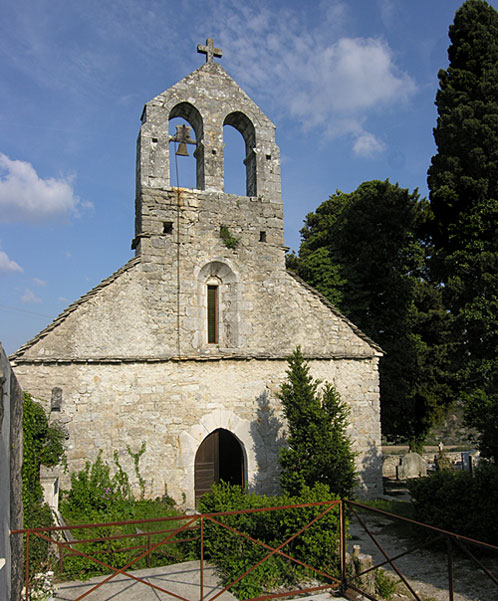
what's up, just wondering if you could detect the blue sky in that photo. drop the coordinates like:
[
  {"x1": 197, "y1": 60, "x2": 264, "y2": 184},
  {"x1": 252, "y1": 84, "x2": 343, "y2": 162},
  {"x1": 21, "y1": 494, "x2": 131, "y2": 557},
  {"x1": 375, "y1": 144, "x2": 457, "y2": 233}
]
[{"x1": 1, "y1": 0, "x2": 493, "y2": 355}]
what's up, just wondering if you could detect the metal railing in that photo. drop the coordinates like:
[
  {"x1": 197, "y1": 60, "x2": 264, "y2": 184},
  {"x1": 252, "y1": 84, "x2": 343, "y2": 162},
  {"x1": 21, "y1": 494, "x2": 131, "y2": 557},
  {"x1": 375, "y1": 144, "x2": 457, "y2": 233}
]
[{"x1": 11, "y1": 498, "x2": 498, "y2": 601}]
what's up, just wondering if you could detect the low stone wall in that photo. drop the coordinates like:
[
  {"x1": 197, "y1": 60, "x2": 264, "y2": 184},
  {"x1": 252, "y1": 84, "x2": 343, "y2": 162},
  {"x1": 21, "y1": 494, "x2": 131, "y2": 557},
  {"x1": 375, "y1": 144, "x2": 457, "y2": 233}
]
[{"x1": 0, "y1": 343, "x2": 24, "y2": 601}]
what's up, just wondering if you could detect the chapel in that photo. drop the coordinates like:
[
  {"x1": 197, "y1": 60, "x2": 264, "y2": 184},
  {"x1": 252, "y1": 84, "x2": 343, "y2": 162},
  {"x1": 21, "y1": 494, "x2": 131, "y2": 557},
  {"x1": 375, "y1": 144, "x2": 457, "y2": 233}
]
[{"x1": 11, "y1": 39, "x2": 383, "y2": 506}]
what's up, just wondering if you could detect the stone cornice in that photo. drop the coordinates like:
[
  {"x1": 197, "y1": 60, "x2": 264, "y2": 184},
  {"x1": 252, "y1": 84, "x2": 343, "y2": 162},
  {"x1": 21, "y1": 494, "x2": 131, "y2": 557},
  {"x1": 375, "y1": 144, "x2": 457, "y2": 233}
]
[{"x1": 11, "y1": 352, "x2": 379, "y2": 366}]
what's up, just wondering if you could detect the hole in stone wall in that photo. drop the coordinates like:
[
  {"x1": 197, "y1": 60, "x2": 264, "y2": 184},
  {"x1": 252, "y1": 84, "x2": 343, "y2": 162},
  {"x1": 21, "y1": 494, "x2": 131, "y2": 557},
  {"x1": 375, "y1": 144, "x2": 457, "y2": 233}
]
[
  {"x1": 169, "y1": 116, "x2": 196, "y2": 189},
  {"x1": 259, "y1": 231, "x2": 267, "y2": 242},
  {"x1": 266, "y1": 154, "x2": 271, "y2": 160},
  {"x1": 163, "y1": 222, "x2": 173, "y2": 234},
  {"x1": 223, "y1": 124, "x2": 246, "y2": 196},
  {"x1": 152, "y1": 137, "x2": 158, "y2": 143}
]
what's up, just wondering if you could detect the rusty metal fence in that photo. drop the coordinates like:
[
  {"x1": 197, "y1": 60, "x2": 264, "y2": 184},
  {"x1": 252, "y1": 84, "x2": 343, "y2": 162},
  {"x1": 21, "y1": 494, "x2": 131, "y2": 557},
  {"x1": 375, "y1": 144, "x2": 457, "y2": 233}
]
[{"x1": 11, "y1": 498, "x2": 498, "y2": 601}]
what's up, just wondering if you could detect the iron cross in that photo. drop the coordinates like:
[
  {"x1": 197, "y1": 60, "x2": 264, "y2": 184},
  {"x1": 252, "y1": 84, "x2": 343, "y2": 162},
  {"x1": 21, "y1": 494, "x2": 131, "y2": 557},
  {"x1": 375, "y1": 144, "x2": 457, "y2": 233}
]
[{"x1": 197, "y1": 38, "x2": 223, "y2": 63}]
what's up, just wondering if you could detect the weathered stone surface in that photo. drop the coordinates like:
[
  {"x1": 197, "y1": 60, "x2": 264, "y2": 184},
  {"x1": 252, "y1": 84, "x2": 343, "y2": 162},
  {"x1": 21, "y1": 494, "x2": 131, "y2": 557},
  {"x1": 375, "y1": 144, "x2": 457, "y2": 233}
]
[
  {"x1": 352, "y1": 545, "x2": 376, "y2": 597},
  {"x1": 11, "y1": 41, "x2": 383, "y2": 506},
  {"x1": 1, "y1": 343, "x2": 24, "y2": 601},
  {"x1": 396, "y1": 452, "x2": 427, "y2": 479}
]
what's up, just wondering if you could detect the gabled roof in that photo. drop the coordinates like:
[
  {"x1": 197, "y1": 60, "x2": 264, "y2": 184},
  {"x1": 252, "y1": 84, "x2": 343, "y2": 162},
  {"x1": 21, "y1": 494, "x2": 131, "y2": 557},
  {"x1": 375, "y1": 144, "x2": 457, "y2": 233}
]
[
  {"x1": 286, "y1": 270, "x2": 383, "y2": 355},
  {"x1": 10, "y1": 258, "x2": 140, "y2": 361}
]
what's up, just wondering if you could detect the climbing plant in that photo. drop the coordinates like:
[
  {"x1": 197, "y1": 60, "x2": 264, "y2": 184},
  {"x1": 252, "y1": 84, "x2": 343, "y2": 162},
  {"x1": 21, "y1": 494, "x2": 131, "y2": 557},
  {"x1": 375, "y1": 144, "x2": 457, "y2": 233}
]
[{"x1": 22, "y1": 392, "x2": 66, "y2": 575}]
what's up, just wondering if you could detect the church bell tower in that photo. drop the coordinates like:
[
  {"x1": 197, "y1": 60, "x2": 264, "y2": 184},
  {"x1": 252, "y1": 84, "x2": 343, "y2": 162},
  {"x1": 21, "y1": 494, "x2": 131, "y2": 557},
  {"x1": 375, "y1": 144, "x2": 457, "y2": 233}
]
[{"x1": 132, "y1": 39, "x2": 286, "y2": 356}]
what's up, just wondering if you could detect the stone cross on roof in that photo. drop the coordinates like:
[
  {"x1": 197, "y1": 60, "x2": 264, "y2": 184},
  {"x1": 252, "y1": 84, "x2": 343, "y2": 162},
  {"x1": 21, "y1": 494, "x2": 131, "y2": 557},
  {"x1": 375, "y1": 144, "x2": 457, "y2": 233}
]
[{"x1": 197, "y1": 38, "x2": 223, "y2": 63}]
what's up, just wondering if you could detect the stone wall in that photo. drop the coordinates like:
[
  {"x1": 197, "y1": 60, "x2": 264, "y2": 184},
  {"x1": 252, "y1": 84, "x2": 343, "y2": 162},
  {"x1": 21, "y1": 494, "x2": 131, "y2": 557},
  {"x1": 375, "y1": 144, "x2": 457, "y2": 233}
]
[
  {"x1": 14, "y1": 355, "x2": 382, "y2": 507},
  {"x1": 1, "y1": 343, "x2": 23, "y2": 601}
]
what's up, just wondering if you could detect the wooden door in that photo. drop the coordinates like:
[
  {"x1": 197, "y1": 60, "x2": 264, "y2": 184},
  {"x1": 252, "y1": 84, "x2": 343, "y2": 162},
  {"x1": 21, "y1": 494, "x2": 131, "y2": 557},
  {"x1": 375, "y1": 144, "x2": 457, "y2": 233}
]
[{"x1": 194, "y1": 430, "x2": 219, "y2": 505}]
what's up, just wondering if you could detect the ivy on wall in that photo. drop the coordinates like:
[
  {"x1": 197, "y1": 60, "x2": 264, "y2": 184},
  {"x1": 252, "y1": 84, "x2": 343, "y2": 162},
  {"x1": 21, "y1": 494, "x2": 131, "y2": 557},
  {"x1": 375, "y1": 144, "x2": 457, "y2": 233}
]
[{"x1": 22, "y1": 393, "x2": 66, "y2": 574}]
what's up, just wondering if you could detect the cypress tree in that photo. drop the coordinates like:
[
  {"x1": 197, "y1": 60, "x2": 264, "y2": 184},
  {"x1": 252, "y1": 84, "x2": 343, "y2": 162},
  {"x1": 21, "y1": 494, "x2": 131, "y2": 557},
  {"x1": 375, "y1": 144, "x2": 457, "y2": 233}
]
[
  {"x1": 278, "y1": 347, "x2": 356, "y2": 498},
  {"x1": 427, "y1": 0, "x2": 498, "y2": 460}
]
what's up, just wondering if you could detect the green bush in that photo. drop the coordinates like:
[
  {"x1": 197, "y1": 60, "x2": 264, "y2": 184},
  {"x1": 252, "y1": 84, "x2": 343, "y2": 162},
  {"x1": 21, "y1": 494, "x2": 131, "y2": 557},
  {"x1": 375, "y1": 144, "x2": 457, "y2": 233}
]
[
  {"x1": 22, "y1": 393, "x2": 66, "y2": 576},
  {"x1": 408, "y1": 463, "x2": 498, "y2": 544},
  {"x1": 279, "y1": 348, "x2": 357, "y2": 498},
  {"x1": 375, "y1": 569, "x2": 398, "y2": 600},
  {"x1": 60, "y1": 448, "x2": 188, "y2": 581},
  {"x1": 198, "y1": 482, "x2": 341, "y2": 599}
]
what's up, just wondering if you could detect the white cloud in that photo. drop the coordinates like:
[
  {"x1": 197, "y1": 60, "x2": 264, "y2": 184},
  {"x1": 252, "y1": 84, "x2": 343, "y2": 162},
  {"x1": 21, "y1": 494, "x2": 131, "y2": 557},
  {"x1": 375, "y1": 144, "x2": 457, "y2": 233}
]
[
  {"x1": 209, "y1": 1, "x2": 416, "y2": 156},
  {"x1": 33, "y1": 277, "x2": 47, "y2": 287},
  {"x1": 353, "y1": 132, "x2": 386, "y2": 158},
  {"x1": 0, "y1": 153, "x2": 81, "y2": 223},
  {"x1": 21, "y1": 288, "x2": 42, "y2": 304},
  {"x1": 0, "y1": 249, "x2": 23, "y2": 273}
]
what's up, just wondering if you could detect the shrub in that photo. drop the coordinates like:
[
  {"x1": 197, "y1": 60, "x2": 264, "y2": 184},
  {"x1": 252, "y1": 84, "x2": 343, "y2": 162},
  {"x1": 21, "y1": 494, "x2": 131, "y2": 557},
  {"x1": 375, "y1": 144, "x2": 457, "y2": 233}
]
[
  {"x1": 375, "y1": 568, "x2": 398, "y2": 600},
  {"x1": 408, "y1": 462, "x2": 498, "y2": 544},
  {"x1": 22, "y1": 393, "x2": 66, "y2": 576},
  {"x1": 59, "y1": 447, "x2": 187, "y2": 581},
  {"x1": 198, "y1": 482, "x2": 341, "y2": 599},
  {"x1": 279, "y1": 347, "x2": 357, "y2": 498}
]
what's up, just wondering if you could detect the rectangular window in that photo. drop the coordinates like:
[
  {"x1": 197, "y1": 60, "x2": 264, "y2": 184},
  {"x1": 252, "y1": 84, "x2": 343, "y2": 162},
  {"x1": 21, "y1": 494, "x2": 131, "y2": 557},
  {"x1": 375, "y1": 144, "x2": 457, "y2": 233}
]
[{"x1": 207, "y1": 285, "x2": 218, "y2": 344}]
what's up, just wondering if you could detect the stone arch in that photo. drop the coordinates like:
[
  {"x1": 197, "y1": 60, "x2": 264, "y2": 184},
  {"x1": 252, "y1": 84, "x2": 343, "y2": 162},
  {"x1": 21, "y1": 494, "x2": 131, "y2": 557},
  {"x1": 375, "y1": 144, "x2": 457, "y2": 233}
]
[
  {"x1": 169, "y1": 102, "x2": 204, "y2": 189},
  {"x1": 195, "y1": 261, "x2": 239, "y2": 348},
  {"x1": 179, "y1": 410, "x2": 257, "y2": 508},
  {"x1": 223, "y1": 111, "x2": 256, "y2": 196},
  {"x1": 194, "y1": 428, "x2": 245, "y2": 505}
]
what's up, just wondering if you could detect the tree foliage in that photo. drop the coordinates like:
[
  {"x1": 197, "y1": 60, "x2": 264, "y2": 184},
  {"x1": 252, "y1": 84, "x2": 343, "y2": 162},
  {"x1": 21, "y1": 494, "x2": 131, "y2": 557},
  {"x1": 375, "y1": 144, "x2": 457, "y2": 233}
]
[
  {"x1": 278, "y1": 347, "x2": 356, "y2": 498},
  {"x1": 22, "y1": 393, "x2": 66, "y2": 575},
  {"x1": 22, "y1": 393, "x2": 65, "y2": 512},
  {"x1": 292, "y1": 180, "x2": 454, "y2": 448},
  {"x1": 427, "y1": 0, "x2": 498, "y2": 460}
]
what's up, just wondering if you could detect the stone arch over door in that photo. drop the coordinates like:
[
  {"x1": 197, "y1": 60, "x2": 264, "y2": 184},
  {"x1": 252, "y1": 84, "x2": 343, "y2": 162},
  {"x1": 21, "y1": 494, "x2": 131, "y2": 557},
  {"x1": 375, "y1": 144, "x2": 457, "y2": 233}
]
[
  {"x1": 179, "y1": 410, "x2": 258, "y2": 508},
  {"x1": 194, "y1": 428, "x2": 245, "y2": 505}
]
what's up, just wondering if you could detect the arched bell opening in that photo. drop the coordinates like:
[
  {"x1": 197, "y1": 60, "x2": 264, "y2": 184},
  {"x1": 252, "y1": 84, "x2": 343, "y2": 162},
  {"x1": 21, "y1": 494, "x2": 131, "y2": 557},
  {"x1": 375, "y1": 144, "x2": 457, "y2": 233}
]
[
  {"x1": 194, "y1": 428, "x2": 245, "y2": 506},
  {"x1": 223, "y1": 123, "x2": 247, "y2": 196},
  {"x1": 223, "y1": 111, "x2": 256, "y2": 196},
  {"x1": 169, "y1": 102, "x2": 204, "y2": 189}
]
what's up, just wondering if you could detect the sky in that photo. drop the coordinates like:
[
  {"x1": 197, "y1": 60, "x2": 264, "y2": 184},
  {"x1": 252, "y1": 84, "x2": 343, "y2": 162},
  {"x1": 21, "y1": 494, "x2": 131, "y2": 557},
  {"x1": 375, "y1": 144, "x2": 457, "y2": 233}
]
[{"x1": 1, "y1": 0, "x2": 495, "y2": 355}]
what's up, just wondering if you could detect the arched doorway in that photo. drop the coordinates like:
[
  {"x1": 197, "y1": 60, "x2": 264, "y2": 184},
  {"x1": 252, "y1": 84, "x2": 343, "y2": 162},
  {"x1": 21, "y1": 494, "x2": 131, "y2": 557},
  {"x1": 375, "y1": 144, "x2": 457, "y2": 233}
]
[{"x1": 194, "y1": 429, "x2": 245, "y2": 505}]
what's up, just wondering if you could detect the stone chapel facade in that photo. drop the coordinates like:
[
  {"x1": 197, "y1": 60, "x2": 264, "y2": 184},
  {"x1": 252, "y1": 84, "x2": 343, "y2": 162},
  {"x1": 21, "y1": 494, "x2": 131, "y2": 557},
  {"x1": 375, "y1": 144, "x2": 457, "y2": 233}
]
[{"x1": 11, "y1": 40, "x2": 383, "y2": 506}]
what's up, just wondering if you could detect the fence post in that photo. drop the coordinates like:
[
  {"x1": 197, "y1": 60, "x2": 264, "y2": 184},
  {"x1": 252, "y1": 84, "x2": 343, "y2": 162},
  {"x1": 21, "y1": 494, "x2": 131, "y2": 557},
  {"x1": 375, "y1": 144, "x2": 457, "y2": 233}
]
[
  {"x1": 339, "y1": 500, "x2": 346, "y2": 593},
  {"x1": 147, "y1": 534, "x2": 151, "y2": 568},
  {"x1": 200, "y1": 517, "x2": 204, "y2": 601},
  {"x1": 447, "y1": 537, "x2": 454, "y2": 601}
]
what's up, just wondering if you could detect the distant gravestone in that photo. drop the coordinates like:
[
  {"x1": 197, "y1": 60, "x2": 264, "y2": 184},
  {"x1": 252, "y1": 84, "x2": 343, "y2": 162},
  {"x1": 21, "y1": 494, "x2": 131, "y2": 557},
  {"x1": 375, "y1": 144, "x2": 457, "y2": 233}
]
[
  {"x1": 462, "y1": 449, "x2": 480, "y2": 474},
  {"x1": 396, "y1": 452, "x2": 427, "y2": 479}
]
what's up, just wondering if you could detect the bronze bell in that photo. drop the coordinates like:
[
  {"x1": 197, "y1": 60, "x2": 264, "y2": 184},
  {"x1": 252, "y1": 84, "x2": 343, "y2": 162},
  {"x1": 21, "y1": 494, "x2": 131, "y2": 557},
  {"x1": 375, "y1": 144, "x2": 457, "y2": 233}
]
[
  {"x1": 173, "y1": 124, "x2": 196, "y2": 157},
  {"x1": 176, "y1": 142, "x2": 189, "y2": 156}
]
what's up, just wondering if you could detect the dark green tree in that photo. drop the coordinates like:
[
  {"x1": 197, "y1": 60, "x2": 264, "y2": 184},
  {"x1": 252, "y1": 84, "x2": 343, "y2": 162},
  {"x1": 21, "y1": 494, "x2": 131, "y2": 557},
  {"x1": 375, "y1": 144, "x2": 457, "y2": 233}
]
[
  {"x1": 278, "y1": 347, "x2": 356, "y2": 498},
  {"x1": 427, "y1": 0, "x2": 498, "y2": 460},
  {"x1": 295, "y1": 180, "x2": 454, "y2": 448}
]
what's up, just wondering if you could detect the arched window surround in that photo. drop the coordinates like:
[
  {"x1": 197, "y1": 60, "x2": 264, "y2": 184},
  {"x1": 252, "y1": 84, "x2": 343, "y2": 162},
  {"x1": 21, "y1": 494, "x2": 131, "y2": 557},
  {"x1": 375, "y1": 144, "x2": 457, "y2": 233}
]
[{"x1": 195, "y1": 261, "x2": 239, "y2": 348}]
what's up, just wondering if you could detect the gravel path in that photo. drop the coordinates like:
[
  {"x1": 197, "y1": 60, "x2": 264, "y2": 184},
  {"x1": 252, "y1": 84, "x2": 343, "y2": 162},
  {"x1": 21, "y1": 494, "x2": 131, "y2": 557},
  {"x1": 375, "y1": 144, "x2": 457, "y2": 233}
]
[{"x1": 347, "y1": 509, "x2": 498, "y2": 601}]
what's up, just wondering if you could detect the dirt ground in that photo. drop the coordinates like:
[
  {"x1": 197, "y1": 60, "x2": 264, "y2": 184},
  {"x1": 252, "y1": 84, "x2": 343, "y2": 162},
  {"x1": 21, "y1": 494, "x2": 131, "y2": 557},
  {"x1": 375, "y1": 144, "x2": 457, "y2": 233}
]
[{"x1": 347, "y1": 506, "x2": 498, "y2": 601}]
